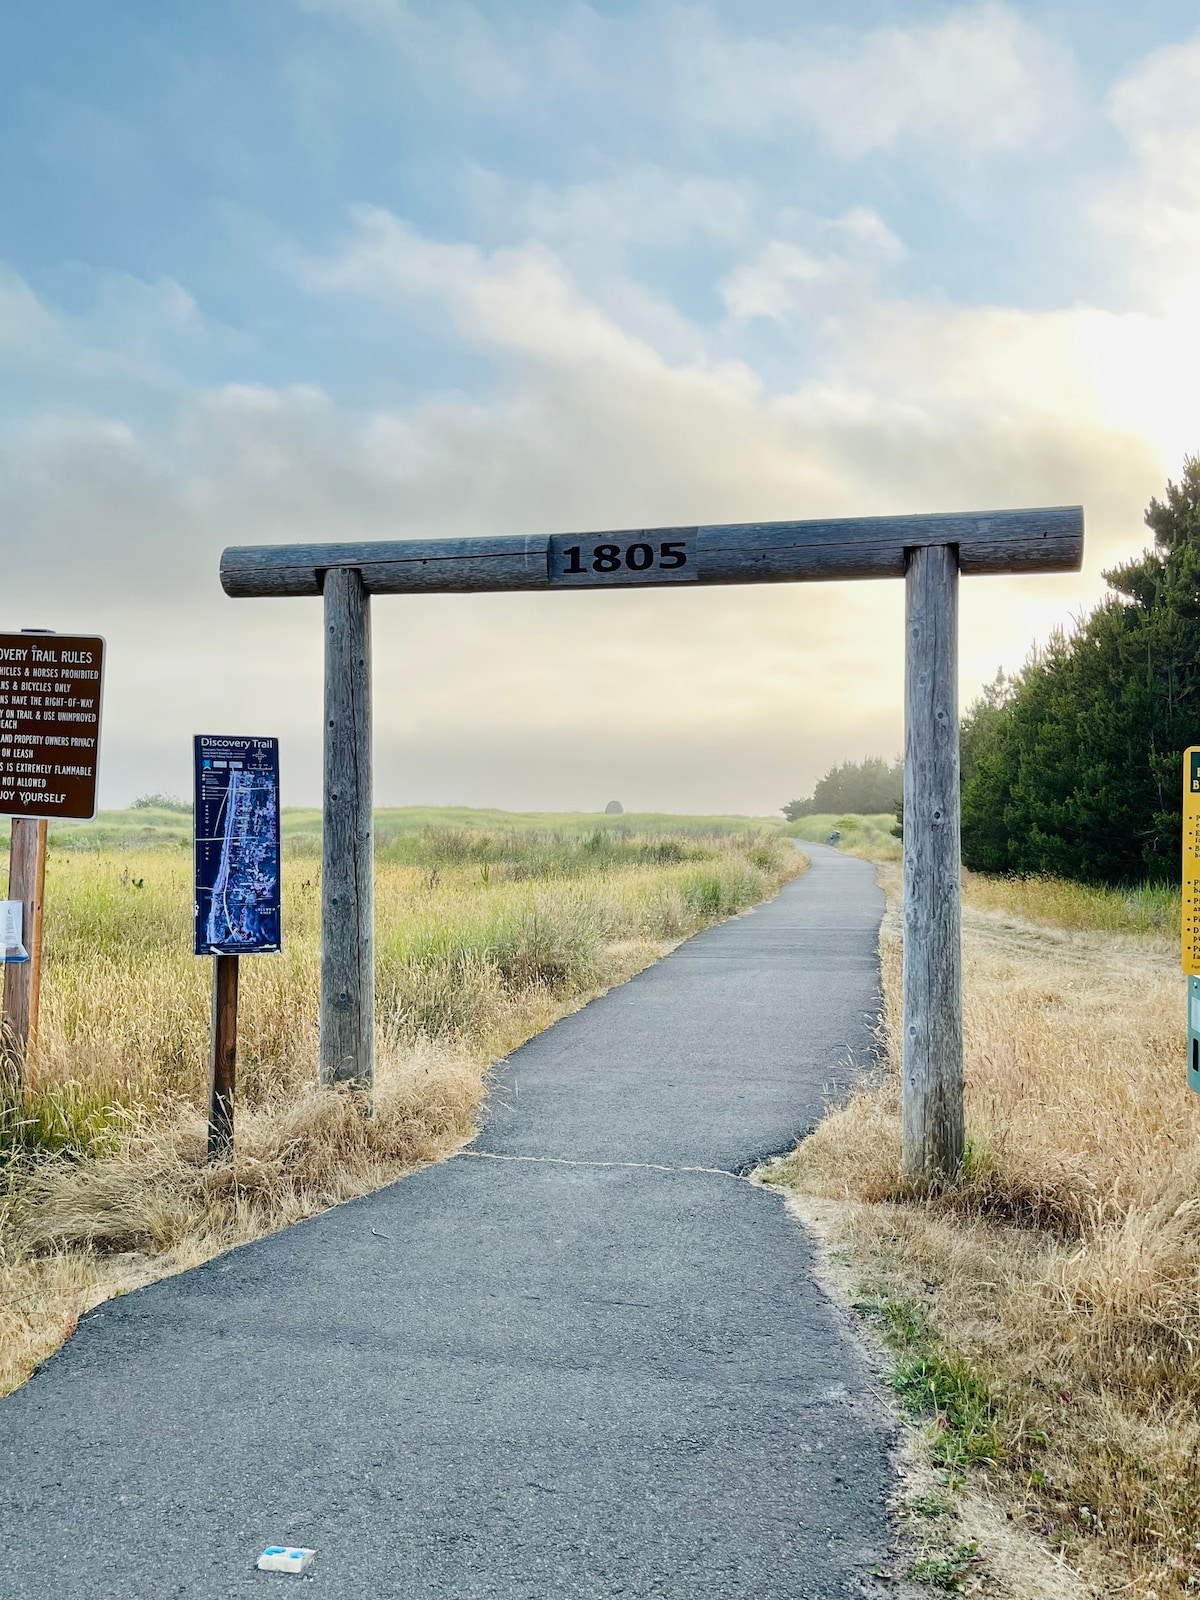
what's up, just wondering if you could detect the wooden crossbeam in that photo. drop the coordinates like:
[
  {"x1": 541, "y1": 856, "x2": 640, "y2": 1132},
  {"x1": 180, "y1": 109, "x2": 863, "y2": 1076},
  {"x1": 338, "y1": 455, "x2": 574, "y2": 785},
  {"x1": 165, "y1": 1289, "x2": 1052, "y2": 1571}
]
[{"x1": 220, "y1": 506, "x2": 1083, "y2": 597}]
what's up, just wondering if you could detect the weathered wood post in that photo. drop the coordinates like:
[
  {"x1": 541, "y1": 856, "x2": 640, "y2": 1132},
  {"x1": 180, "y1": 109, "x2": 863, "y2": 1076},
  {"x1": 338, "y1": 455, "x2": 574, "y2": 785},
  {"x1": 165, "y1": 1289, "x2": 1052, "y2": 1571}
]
[
  {"x1": 2, "y1": 817, "x2": 48, "y2": 1083},
  {"x1": 320, "y1": 566, "x2": 374, "y2": 1090},
  {"x1": 208, "y1": 952, "x2": 238, "y2": 1162},
  {"x1": 902, "y1": 543, "x2": 964, "y2": 1178}
]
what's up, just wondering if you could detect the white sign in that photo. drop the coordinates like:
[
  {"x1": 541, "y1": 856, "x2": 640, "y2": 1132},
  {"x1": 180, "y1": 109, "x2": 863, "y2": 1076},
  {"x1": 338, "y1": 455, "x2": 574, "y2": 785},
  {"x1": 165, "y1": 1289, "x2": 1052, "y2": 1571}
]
[{"x1": 1, "y1": 900, "x2": 28, "y2": 963}]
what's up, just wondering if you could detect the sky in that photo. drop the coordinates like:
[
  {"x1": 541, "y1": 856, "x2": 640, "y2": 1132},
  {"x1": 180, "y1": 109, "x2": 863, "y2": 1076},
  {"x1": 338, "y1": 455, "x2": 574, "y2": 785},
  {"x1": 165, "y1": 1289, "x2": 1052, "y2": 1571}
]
[{"x1": 2, "y1": 0, "x2": 1199, "y2": 815}]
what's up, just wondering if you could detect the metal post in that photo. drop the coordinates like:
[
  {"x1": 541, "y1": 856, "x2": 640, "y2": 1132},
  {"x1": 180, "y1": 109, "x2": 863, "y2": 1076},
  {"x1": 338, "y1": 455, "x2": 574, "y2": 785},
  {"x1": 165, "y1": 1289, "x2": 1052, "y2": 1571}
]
[
  {"x1": 902, "y1": 543, "x2": 964, "y2": 1178},
  {"x1": 320, "y1": 566, "x2": 374, "y2": 1090},
  {"x1": 208, "y1": 953, "x2": 238, "y2": 1162},
  {"x1": 2, "y1": 817, "x2": 48, "y2": 1084}
]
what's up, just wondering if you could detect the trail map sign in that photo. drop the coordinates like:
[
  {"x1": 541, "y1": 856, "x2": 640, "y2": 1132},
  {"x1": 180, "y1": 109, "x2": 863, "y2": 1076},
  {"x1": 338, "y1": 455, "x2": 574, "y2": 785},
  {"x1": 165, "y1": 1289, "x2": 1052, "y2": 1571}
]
[
  {"x1": 193, "y1": 736, "x2": 281, "y2": 956},
  {"x1": 0, "y1": 632, "x2": 104, "y2": 819}
]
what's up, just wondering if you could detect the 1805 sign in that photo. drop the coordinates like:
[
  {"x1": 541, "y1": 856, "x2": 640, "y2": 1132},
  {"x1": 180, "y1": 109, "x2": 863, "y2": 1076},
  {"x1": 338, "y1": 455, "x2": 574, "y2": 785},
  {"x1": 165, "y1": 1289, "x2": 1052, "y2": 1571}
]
[{"x1": 548, "y1": 531, "x2": 698, "y2": 585}]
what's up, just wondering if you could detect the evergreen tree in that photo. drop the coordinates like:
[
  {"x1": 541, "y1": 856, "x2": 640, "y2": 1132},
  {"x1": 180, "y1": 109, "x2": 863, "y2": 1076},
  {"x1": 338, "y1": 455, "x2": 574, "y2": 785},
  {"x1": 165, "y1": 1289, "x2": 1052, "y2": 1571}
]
[
  {"x1": 784, "y1": 756, "x2": 903, "y2": 819},
  {"x1": 960, "y1": 457, "x2": 1200, "y2": 885}
]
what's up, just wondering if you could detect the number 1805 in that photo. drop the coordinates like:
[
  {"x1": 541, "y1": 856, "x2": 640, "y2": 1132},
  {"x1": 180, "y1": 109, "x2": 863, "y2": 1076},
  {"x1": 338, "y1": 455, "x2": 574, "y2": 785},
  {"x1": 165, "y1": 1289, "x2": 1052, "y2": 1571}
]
[{"x1": 551, "y1": 537, "x2": 696, "y2": 582}]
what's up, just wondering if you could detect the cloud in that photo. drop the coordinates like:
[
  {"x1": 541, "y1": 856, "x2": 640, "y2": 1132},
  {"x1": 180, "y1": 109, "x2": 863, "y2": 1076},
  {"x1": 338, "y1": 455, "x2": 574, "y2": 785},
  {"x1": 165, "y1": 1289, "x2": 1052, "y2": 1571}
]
[
  {"x1": 671, "y1": 2, "x2": 1078, "y2": 158},
  {"x1": 460, "y1": 164, "x2": 756, "y2": 361},
  {"x1": 2, "y1": 178, "x2": 1176, "y2": 814},
  {"x1": 0, "y1": 268, "x2": 61, "y2": 355},
  {"x1": 301, "y1": 206, "x2": 677, "y2": 373},
  {"x1": 303, "y1": 206, "x2": 1166, "y2": 538},
  {"x1": 295, "y1": 0, "x2": 525, "y2": 102},
  {"x1": 7, "y1": 6, "x2": 1199, "y2": 817},
  {"x1": 292, "y1": 1, "x2": 1076, "y2": 167},
  {"x1": 721, "y1": 210, "x2": 905, "y2": 323},
  {"x1": 511, "y1": 167, "x2": 755, "y2": 255},
  {"x1": 1095, "y1": 33, "x2": 1200, "y2": 312},
  {"x1": 14, "y1": 0, "x2": 1200, "y2": 818},
  {"x1": 0, "y1": 267, "x2": 230, "y2": 416}
]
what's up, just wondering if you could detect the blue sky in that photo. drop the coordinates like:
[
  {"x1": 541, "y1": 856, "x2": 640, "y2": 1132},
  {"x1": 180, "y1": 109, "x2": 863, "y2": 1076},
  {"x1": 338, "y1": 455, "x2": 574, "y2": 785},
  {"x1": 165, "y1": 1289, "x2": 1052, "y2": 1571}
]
[{"x1": 3, "y1": 1, "x2": 1199, "y2": 811}]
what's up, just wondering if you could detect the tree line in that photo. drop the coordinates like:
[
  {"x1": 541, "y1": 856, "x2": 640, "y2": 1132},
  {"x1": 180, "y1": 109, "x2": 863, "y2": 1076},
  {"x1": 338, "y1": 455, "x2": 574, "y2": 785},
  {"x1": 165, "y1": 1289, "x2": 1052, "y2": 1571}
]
[
  {"x1": 961, "y1": 458, "x2": 1200, "y2": 887},
  {"x1": 784, "y1": 756, "x2": 902, "y2": 819},
  {"x1": 783, "y1": 459, "x2": 1200, "y2": 888}
]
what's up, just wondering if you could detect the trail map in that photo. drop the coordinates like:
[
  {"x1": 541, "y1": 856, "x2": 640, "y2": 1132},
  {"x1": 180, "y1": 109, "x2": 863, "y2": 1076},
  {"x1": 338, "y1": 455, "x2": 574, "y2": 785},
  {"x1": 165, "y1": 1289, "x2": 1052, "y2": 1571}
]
[{"x1": 193, "y1": 736, "x2": 281, "y2": 955}]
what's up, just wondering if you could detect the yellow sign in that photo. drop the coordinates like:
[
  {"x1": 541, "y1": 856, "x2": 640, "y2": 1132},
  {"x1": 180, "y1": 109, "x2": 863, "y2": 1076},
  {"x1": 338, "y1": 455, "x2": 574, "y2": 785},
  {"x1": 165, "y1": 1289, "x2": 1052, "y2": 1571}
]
[{"x1": 1184, "y1": 748, "x2": 1200, "y2": 974}]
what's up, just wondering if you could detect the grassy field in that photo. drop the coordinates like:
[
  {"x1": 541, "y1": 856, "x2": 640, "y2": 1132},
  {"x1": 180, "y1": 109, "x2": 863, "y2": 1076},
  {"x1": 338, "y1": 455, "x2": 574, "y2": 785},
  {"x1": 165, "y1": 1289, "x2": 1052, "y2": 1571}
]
[
  {"x1": 775, "y1": 862, "x2": 1199, "y2": 1599},
  {"x1": 48, "y1": 804, "x2": 783, "y2": 854},
  {"x1": 0, "y1": 811, "x2": 802, "y2": 1396}
]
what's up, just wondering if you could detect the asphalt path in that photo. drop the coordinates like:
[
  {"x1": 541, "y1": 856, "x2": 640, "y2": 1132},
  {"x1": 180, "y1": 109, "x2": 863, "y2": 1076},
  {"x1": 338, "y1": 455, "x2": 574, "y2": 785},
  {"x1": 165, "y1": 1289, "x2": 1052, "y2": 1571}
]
[{"x1": 0, "y1": 841, "x2": 897, "y2": 1599}]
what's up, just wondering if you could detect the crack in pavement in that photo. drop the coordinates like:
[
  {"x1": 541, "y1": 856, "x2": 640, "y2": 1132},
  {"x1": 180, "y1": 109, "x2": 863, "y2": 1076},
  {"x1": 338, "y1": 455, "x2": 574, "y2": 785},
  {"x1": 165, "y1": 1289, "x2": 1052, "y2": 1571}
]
[{"x1": 457, "y1": 1148, "x2": 749, "y2": 1182}]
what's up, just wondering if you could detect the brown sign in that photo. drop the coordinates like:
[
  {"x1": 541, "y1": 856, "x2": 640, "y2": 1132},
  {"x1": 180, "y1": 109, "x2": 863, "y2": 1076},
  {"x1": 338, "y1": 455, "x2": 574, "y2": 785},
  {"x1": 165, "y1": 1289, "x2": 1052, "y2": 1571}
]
[{"x1": 0, "y1": 633, "x2": 105, "y2": 820}]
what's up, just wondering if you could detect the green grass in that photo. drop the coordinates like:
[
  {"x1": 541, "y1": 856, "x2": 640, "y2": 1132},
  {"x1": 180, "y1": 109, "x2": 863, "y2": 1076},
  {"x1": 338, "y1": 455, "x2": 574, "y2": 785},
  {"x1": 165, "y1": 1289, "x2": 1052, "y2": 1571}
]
[
  {"x1": 286, "y1": 807, "x2": 782, "y2": 855},
  {"x1": 907, "y1": 1545, "x2": 981, "y2": 1592},
  {"x1": 47, "y1": 807, "x2": 193, "y2": 851},
  {"x1": 783, "y1": 811, "x2": 900, "y2": 860},
  {"x1": 962, "y1": 871, "x2": 1180, "y2": 935},
  {"x1": 1, "y1": 1077, "x2": 134, "y2": 1163},
  {"x1": 42, "y1": 805, "x2": 784, "y2": 854},
  {"x1": 854, "y1": 1289, "x2": 1007, "y2": 1468},
  {"x1": 906, "y1": 1492, "x2": 950, "y2": 1520}
]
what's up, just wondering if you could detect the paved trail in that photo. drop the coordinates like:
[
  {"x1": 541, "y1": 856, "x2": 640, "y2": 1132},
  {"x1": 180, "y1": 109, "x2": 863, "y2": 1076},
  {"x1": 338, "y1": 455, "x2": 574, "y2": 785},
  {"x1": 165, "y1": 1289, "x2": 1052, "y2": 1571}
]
[{"x1": 0, "y1": 843, "x2": 896, "y2": 1599}]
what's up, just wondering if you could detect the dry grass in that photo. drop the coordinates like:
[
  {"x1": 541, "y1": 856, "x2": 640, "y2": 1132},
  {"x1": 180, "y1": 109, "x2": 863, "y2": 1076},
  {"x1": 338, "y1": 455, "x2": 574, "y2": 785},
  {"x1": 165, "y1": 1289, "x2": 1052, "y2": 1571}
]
[
  {"x1": 776, "y1": 863, "x2": 1200, "y2": 1598},
  {"x1": 0, "y1": 1045, "x2": 482, "y2": 1391},
  {"x1": 2, "y1": 828, "x2": 803, "y2": 1397}
]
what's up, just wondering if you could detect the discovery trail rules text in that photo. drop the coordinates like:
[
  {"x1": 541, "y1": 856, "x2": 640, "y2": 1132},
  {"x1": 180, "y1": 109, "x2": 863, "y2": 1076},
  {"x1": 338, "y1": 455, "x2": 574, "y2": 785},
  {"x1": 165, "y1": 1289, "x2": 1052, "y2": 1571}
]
[{"x1": 0, "y1": 633, "x2": 104, "y2": 820}]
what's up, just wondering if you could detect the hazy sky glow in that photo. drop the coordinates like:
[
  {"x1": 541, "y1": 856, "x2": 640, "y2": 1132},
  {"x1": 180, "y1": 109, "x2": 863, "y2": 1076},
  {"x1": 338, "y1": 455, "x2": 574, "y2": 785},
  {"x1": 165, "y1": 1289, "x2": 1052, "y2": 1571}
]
[{"x1": 3, "y1": 1, "x2": 1200, "y2": 813}]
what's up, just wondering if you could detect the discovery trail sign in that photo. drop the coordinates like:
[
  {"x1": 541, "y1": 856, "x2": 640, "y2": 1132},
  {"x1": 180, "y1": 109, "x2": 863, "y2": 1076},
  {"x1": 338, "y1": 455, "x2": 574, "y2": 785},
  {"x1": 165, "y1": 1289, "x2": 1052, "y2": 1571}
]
[
  {"x1": 193, "y1": 735, "x2": 282, "y2": 1160},
  {"x1": 193, "y1": 736, "x2": 281, "y2": 958},
  {"x1": 220, "y1": 506, "x2": 1085, "y2": 1177},
  {"x1": 0, "y1": 630, "x2": 105, "y2": 1080}
]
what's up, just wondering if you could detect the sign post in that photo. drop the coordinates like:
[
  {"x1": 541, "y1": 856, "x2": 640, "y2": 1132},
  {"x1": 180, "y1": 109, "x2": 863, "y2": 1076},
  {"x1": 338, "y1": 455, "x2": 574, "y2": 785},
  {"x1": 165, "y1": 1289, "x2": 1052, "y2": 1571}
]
[
  {"x1": 1182, "y1": 747, "x2": 1200, "y2": 1094},
  {"x1": 902, "y1": 545, "x2": 964, "y2": 1173},
  {"x1": 2, "y1": 820, "x2": 47, "y2": 1078},
  {"x1": 0, "y1": 630, "x2": 104, "y2": 1083},
  {"x1": 219, "y1": 505, "x2": 1084, "y2": 1177},
  {"x1": 193, "y1": 736, "x2": 281, "y2": 1161},
  {"x1": 320, "y1": 570, "x2": 373, "y2": 1093}
]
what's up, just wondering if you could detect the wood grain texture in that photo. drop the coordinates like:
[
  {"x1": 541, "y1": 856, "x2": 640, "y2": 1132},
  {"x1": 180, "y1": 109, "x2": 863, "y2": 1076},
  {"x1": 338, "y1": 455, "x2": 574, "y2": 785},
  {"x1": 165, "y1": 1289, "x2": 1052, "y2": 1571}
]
[
  {"x1": 208, "y1": 953, "x2": 238, "y2": 1163},
  {"x1": 220, "y1": 506, "x2": 1083, "y2": 597},
  {"x1": 901, "y1": 543, "x2": 964, "y2": 1179},
  {"x1": 1, "y1": 817, "x2": 47, "y2": 1084},
  {"x1": 320, "y1": 567, "x2": 375, "y2": 1091}
]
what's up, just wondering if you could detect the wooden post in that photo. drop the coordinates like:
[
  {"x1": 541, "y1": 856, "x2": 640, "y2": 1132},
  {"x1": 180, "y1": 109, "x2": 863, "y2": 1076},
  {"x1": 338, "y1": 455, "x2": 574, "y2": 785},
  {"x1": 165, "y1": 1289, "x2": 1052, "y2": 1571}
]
[
  {"x1": 208, "y1": 953, "x2": 238, "y2": 1163},
  {"x1": 902, "y1": 543, "x2": 964, "y2": 1179},
  {"x1": 2, "y1": 817, "x2": 48, "y2": 1084},
  {"x1": 320, "y1": 566, "x2": 374, "y2": 1090}
]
